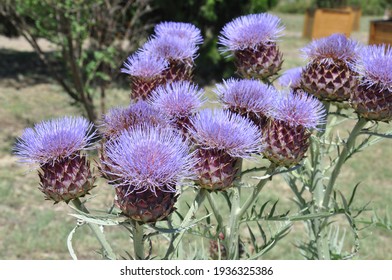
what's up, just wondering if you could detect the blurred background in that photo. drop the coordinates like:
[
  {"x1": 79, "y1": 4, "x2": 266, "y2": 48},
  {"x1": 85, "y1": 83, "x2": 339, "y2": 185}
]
[{"x1": 0, "y1": 0, "x2": 391, "y2": 259}]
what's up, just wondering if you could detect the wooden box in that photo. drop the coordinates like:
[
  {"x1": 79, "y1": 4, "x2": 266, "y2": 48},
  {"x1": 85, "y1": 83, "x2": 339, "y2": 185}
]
[
  {"x1": 369, "y1": 20, "x2": 392, "y2": 46},
  {"x1": 303, "y1": 8, "x2": 356, "y2": 39}
]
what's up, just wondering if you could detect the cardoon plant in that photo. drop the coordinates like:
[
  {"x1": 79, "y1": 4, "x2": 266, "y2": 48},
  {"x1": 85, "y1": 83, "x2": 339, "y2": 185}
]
[
  {"x1": 263, "y1": 92, "x2": 326, "y2": 167},
  {"x1": 101, "y1": 125, "x2": 196, "y2": 223},
  {"x1": 14, "y1": 12, "x2": 392, "y2": 262},
  {"x1": 189, "y1": 109, "x2": 262, "y2": 191},
  {"x1": 350, "y1": 44, "x2": 392, "y2": 121},
  {"x1": 121, "y1": 52, "x2": 168, "y2": 100},
  {"x1": 215, "y1": 78, "x2": 277, "y2": 128},
  {"x1": 148, "y1": 81, "x2": 205, "y2": 135},
  {"x1": 14, "y1": 116, "x2": 96, "y2": 203},
  {"x1": 301, "y1": 34, "x2": 361, "y2": 102},
  {"x1": 218, "y1": 13, "x2": 284, "y2": 79},
  {"x1": 141, "y1": 35, "x2": 199, "y2": 82}
]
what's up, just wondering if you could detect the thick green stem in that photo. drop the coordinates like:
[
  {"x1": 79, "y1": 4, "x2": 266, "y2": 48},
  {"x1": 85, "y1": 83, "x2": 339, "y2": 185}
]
[
  {"x1": 322, "y1": 118, "x2": 367, "y2": 209},
  {"x1": 71, "y1": 198, "x2": 116, "y2": 260},
  {"x1": 132, "y1": 220, "x2": 145, "y2": 260},
  {"x1": 206, "y1": 192, "x2": 224, "y2": 230},
  {"x1": 226, "y1": 163, "x2": 276, "y2": 259}
]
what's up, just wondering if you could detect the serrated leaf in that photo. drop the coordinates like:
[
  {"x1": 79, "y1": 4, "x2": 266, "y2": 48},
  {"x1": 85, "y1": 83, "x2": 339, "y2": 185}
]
[
  {"x1": 348, "y1": 182, "x2": 361, "y2": 208},
  {"x1": 268, "y1": 200, "x2": 279, "y2": 219},
  {"x1": 246, "y1": 224, "x2": 257, "y2": 248},
  {"x1": 259, "y1": 200, "x2": 270, "y2": 217}
]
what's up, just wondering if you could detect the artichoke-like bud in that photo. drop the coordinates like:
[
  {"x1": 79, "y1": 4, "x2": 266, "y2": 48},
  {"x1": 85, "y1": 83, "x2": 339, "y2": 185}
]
[
  {"x1": 14, "y1": 116, "x2": 96, "y2": 203},
  {"x1": 301, "y1": 34, "x2": 361, "y2": 102},
  {"x1": 215, "y1": 78, "x2": 277, "y2": 128},
  {"x1": 350, "y1": 44, "x2": 392, "y2": 122},
  {"x1": 218, "y1": 13, "x2": 284, "y2": 79},
  {"x1": 101, "y1": 126, "x2": 196, "y2": 223},
  {"x1": 148, "y1": 81, "x2": 205, "y2": 136},
  {"x1": 263, "y1": 92, "x2": 326, "y2": 167},
  {"x1": 189, "y1": 109, "x2": 262, "y2": 191},
  {"x1": 121, "y1": 52, "x2": 169, "y2": 101},
  {"x1": 141, "y1": 35, "x2": 198, "y2": 82}
]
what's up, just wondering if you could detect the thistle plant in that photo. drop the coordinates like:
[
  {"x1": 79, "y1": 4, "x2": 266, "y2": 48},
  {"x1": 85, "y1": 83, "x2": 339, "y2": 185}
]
[
  {"x1": 14, "y1": 13, "x2": 392, "y2": 261},
  {"x1": 148, "y1": 81, "x2": 205, "y2": 135},
  {"x1": 215, "y1": 78, "x2": 277, "y2": 127},
  {"x1": 141, "y1": 34, "x2": 199, "y2": 82},
  {"x1": 262, "y1": 92, "x2": 326, "y2": 167},
  {"x1": 121, "y1": 53, "x2": 169, "y2": 101},
  {"x1": 101, "y1": 126, "x2": 196, "y2": 223},
  {"x1": 218, "y1": 13, "x2": 284, "y2": 80},
  {"x1": 14, "y1": 116, "x2": 96, "y2": 203},
  {"x1": 350, "y1": 44, "x2": 392, "y2": 121},
  {"x1": 301, "y1": 34, "x2": 361, "y2": 102},
  {"x1": 189, "y1": 109, "x2": 262, "y2": 191}
]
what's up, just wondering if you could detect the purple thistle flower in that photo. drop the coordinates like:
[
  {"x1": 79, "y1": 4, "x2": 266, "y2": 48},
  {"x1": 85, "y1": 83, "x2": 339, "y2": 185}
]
[
  {"x1": 189, "y1": 109, "x2": 262, "y2": 158},
  {"x1": 273, "y1": 91, "x2": 326, "y2": 130},
  {"x1": 154, "y1": 21, "x2": 203, "y2": 46},
  {"x1": 14, "y1": 116, "x2": 95, "y2": 166},
  {"x1": 302, "y1": 34, "x2": 361, "y2": 65},
  {"x1": 215, "y1": 78, "x2": 277, "y2": 122},
  {"x1": 103, "y1": 125, "x2": 196, "y2": 194},
  {"x1": 278, "y1": 67, "x2": 303, "y2": 89},
  {"x1": 101, "y1": 100, "x2": 169, "y2": 139},
  {"x1": 218, "y1": 13, "x2": 284, "y2": 53},
  {"x1": 149, "y1": 81, "x2": 205, "y2": 120},
  {"x1": 355, "y1": 44, "x2": 392, "y2": 90},
  {"x1": 121, "y1": 52, "x2": 168, "y2": 78},
  {"x1": 141, "y1": 36, "x2": 198, "y2": 62}
]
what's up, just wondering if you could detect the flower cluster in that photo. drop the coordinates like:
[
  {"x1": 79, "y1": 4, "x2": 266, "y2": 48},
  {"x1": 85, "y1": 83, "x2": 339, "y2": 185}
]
[{"x1": 15, "y1": 12, "x2": 392, "y2": 228}]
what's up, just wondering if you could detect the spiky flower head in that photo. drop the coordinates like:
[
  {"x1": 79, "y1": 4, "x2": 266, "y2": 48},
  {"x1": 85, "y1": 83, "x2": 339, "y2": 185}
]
[
  {"x1": 355, "y1": 44, "x2": 392, "y2": 91},
  {"x1": 103, "y1": 125, "x2": 195, "y2": 193},
  {"x1": 218, "y1": 13, "x2": 284, "y2": 52},
  {"x1": 14, "y1": 116, "x2": 96, "y2": 203},
  {"x1": 101, "y1": 100, "x2": 169, "y2": 140},
  {"x1": 301, "y1": 34, "x2": 361, "y2": 102},
  {"x1": 15, "y1": 116, "x2": 95, "y2": 166},
  {"x1": 121, "y1": 52, "x2": 168, "y2": 78},
  {"x1": 141, "y1": 36, "x2": 198, "y2": 82},
  {"x1": 350, "y1": 44, "x2": 392, "y2": 121},
  {"x1": 302, "y1": 33, "x2": 361, "y2": 64},
  {"x1": 189, "y1": 109, "x2": 262, "y2": 158},
  {"x1": 103, "y1": 125, "x2": 195, "y2": 222},
  {"x1": 154, "y1": 21, "x2": 203, "y2": 46},
  {"x1": 148, "y1": 81, "x2": 205, "y2": 134},
  {"x1": 218, "y1": 13, "x2": 284, "y2": 79},
  {"x1": 273, "y1": 91, "x2": 326, "y2": 130},
  {"x1": 142, "y1": 36, "x2": 198, "y2": 62},
  {"x1": 121, "y1": 52, "x2": 168, "y2": 100},
  {"x1": 278, "y1": 67, "x2": 303, "y2": 90},
  {"x1": 189, "y1": 109, "x2": 262, "y2": 190},
  {"x1": 149, "y1": 81, "x2": 205, "y2": 120},
  {"x1": 262, "y1": 92, "x2": 325, "y2": 167},
  {"x1": 215, "y1": 78, "x2": 277, "y2": 126}
]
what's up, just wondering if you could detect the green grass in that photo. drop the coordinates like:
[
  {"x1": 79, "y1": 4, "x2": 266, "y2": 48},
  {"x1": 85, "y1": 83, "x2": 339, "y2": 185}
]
[{"x1": 0, "y1": 13, "x2": 391, "y2": 260}]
